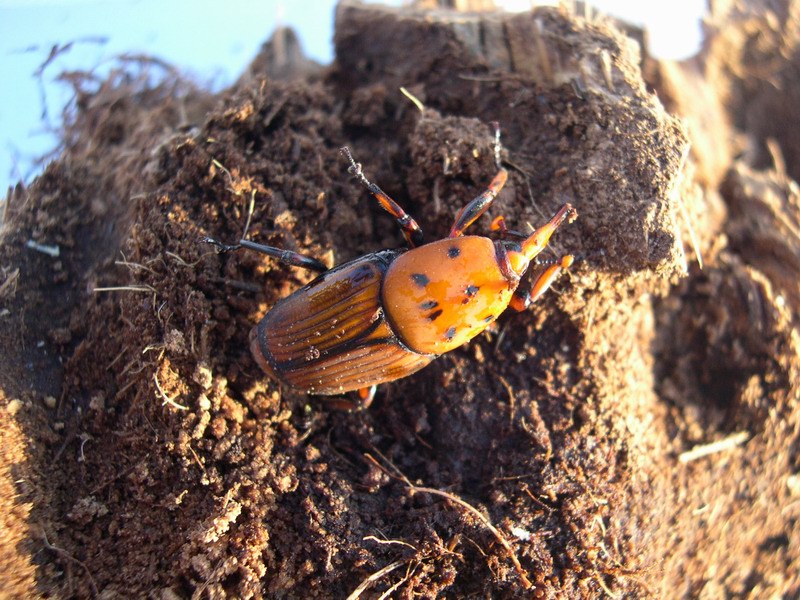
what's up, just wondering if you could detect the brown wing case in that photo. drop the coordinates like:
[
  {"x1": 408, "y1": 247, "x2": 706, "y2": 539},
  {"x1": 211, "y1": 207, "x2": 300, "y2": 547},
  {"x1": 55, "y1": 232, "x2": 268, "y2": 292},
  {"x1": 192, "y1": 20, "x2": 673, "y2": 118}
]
[{"x1": 251, "y1": 250, "x2": 434, "y2": 394}]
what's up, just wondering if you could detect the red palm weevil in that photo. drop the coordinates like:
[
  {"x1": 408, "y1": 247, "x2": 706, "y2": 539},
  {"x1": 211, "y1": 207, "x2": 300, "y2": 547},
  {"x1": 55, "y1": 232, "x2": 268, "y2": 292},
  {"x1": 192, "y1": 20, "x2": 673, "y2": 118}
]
[{"x1": 205, "y1": 131, "x2": 577, "y2": 408}]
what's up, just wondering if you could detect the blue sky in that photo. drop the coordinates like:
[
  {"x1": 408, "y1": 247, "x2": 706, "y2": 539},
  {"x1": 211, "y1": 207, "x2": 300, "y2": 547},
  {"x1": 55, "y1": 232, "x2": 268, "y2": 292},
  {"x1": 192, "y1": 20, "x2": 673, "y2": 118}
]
[{"x1": 0, "y1": 0, "x2": 704, "y2": 194}]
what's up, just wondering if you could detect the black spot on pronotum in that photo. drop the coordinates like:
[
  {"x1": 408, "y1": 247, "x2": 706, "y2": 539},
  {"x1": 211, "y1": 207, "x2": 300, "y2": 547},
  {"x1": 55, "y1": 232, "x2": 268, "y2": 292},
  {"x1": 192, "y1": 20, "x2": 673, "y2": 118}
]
[
  {"x1": 411, "y1": 273, "x2": 429, "y2": 287},
  {"x1": 428, "y1": 309, "x2": 443, "y2": 322},
  {"x1": 483, "y1": 315, "x2": 495, "y2": 323},
  {"x1": 447, "y1": 246, "x2": 460, "y2": 259},
  {"x1": 462, "y1": 284, "x2": 480, "y2": 304},
  {"x1": 444, "y1": 326, "x2": 457, "y2": 341},
  {"x1": 420, "y1": 300, "x2": 438, "y2": 310}
]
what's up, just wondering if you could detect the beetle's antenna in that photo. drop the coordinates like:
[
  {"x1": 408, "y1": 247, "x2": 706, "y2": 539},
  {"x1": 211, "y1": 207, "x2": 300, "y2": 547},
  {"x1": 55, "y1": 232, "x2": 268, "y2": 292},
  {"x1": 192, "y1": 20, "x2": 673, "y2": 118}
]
[
  {"x1": 533, "y1": 248, "x2": 604, "y2": 268},
  {"x1": 533, "y1": 256, "x2": 563, "y2": 267}
]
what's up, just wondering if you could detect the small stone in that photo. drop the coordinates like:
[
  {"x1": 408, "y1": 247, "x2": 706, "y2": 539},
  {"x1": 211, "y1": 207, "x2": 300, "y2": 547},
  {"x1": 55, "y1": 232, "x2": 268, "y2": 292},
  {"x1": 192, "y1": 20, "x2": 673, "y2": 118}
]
[
  {"x1": 89, "y1": 394, "x2": 105, "y2": 411},
  {"x1": 788, "y1": 474, "x2": 800, "y2": 497},
  {"x1": 192, "y1": 363, "x2": 213, "y2": 390}
]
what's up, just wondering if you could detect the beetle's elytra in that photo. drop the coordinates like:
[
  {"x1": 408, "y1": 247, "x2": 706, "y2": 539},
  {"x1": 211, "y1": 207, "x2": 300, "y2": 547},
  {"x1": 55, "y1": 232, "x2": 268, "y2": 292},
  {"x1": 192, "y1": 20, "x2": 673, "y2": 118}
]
[
  {"x1": 207, "y1": 133, "x2": 577, "y2": 408},
  {"x1": 248, "y1": 249, "x2": 434, "y2": 395}
]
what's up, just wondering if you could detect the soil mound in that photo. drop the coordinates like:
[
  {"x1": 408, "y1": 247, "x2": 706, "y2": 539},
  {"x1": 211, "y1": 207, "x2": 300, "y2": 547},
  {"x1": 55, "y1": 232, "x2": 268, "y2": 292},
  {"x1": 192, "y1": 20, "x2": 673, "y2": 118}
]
[{"x1": 1, "y1": 2, "x2": 798, "y2": 597}]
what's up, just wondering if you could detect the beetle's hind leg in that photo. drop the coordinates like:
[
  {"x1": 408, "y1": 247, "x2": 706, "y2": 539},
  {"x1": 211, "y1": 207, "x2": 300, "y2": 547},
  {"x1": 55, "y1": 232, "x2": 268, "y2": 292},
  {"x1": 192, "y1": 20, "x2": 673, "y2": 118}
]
[
  {"x1": 357, "y1": 385, "x2": 377, "y2": 409},
  {"x1": 340, "y1": 147, "x2": 424, "y2": 248},
  {"x1": 203, "y1": 237, "x2": 329, "y2": 273},
  {"x1": 509, "y1": 255, "x2": 575, "y2": 311},
  {"x1": 321, "y1": 386, "x2": 377, "y2": 411}
]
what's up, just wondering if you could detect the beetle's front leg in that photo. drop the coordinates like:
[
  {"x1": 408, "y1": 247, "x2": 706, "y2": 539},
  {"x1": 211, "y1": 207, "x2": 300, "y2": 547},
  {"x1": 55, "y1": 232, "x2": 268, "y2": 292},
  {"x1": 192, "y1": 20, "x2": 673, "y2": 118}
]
[
  {"x1": 340, "y1": 147, "x2": 424, "y2": 248},
  {"x1": 509, "y1": 255, "x2": 575, "y2": 311},
  {"x1": 449, "y1": 122, "x2": 508, "y2": 237},
  {"x1": 448, "y1": 168, "x2": 508, "y2": 238}
]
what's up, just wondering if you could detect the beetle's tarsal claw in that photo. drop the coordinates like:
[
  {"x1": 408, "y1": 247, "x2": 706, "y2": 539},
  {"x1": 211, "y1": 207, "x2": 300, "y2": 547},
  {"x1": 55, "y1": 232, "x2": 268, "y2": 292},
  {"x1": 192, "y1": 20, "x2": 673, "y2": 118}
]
[
  {"x1": 491, "y1": 121, "x2": 503, "y2": 168},
  {"x1": 340, "y1": 147, "x2": 356, "y2": 169},
  {"x1": 202, "y1": 237, "x2": 240, "y2": 253},
  {"x1": 341, "y1": 147, "x2": 371, "y2": 186}
]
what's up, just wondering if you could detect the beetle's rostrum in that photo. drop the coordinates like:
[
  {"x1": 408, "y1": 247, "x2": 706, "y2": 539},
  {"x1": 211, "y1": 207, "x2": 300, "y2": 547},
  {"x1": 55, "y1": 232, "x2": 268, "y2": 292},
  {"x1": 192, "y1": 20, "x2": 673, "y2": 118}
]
[{"x1": 206, "y1": 134, "x2": 577, "y2": 408}]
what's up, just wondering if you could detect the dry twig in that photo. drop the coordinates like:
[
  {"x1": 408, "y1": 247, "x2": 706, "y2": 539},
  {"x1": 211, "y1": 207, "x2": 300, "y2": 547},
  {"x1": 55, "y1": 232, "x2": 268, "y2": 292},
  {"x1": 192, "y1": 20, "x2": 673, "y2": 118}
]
[
  {"x1": 41, "y1": 529, "x2": 98, "y2": 597},
  {"x1": 363, "y1": 453, "x2": 533, "y2": 589},
  {"x1": 678, "y1": 431, "x2": 749, "y2": 464},
  {"x1": 153, "y1": 371, "x2": 188, "y2": 411},
  {"x1": 346, "y1": 559, "x2": 407, "y2": 600}
]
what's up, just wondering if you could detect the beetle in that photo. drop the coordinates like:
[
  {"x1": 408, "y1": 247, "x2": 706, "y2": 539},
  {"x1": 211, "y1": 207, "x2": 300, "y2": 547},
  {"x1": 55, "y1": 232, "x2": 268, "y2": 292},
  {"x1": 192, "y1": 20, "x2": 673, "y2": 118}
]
[{"x1": 206, "y1": 132, "x2": 577, "y2": 408}]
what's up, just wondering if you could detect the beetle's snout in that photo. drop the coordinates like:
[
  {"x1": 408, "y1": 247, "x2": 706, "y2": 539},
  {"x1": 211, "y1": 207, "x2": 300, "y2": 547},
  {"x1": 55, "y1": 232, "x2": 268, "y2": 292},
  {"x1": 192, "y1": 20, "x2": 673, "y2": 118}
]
[
  {"x1": 520, "y1": 203, "x2": 577, "y2": 261},
  {"x1": 503, "y1": 203, "x2": 577, "y2": 276}
]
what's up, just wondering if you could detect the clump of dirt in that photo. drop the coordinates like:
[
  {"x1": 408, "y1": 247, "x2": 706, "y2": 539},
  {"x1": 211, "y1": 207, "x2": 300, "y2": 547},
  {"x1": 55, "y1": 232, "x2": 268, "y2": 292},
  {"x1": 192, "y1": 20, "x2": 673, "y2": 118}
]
[{"x1": 1, "y1": 1, "x2": 799, "y2": 598}]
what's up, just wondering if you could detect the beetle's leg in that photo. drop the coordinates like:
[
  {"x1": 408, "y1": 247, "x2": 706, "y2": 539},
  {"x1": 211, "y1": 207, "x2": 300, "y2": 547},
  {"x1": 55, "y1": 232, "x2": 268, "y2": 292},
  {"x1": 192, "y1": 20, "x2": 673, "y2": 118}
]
[
  {"x1": 322, "y1": 386, "x2": 377, "y2": 411},
  {"x1": 203, "y1": 237, "x2": 328, "y2": 273},
  {"x1": 449, "y1": 123, "x2": 509, "y2": 237},
  {"x1": 448, "y1": 168, "x2": 509, "y2": 237},
  {"x1": 357, "y1": 385, "x2": 377, "y2": 409},
  {"x1": 340, "y1": 147, "x2": 424, "y2": 248},
  {"x1": 490, "y1": 215, "x2": 526, "y2": 240},
  {"x1": 490, "y1": 215, "x2": 507, "y2": 235},
  {"x1": 509, "y1": 255, "x2": 575, "y2": 311}
]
